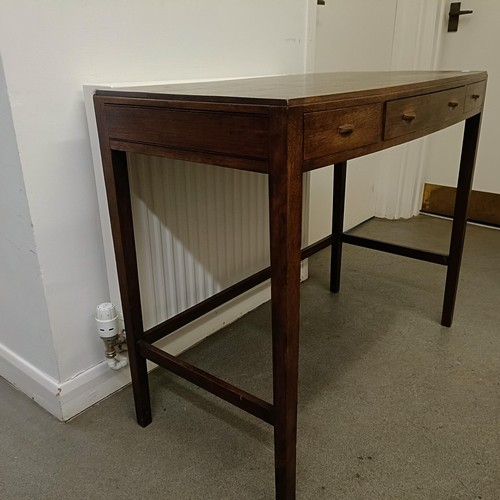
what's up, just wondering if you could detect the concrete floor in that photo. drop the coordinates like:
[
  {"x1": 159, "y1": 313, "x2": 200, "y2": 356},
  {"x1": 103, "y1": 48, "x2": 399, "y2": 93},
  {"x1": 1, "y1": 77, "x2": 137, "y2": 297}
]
[{"x1": 1, "y1": 215, "x2": 499, "y2": 499}]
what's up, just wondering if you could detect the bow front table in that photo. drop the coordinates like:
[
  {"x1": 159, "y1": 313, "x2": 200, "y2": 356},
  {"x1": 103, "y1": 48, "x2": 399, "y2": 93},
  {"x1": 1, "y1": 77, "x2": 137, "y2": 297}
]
[{"x1": 93, "y1": 71, "x2": 487, "y2": 499}]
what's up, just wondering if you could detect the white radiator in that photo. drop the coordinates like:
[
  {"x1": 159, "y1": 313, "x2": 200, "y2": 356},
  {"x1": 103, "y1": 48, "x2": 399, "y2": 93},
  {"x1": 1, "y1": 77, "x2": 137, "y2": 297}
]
[
  {"x1": 128, "y1": 154, "x2": 271, "y2": 331},
  {"x1": 85, "y1": 82, "x2": 309, "y2": 350}
]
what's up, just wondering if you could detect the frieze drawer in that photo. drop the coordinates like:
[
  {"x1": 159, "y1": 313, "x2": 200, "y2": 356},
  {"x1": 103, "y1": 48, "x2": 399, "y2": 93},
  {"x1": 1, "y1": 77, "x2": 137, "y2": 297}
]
[
  {"x1": 384, "y1": 87, "x2": 466, "y2": 140},
  {"x1": 304, "y1": 104, "x2": 382, "y2": 160}
]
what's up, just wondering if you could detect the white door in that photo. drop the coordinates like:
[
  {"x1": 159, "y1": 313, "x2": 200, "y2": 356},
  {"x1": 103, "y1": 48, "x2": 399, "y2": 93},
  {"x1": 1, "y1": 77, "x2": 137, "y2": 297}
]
[
  {"x1": 424, "y1": 1, "x2": 500, "y2": 195},
  {"x1": 308, "y1": 0, "x2": 398, "y2": 242}
]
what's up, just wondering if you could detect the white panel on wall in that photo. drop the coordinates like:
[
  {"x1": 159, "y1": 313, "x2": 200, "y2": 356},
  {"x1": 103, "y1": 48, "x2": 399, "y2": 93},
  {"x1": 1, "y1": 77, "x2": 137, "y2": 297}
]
[{"x1": 128, "y1": 155, "x2": 270, "y2": 331}]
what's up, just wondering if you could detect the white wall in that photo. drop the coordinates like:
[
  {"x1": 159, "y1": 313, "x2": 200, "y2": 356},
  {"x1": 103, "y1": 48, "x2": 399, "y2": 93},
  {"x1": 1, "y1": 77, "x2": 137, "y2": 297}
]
[
  {"x1": 0, "y1": 0, "x2": 310, "y2": 417},
  {"x1": 0, "y1": 55, "x2": 59, "y2": 380}
]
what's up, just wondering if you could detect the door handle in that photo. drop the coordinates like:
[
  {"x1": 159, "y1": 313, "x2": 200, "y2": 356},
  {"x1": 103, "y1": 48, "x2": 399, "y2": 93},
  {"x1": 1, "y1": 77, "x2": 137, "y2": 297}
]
[{"x1": 448, "y1": 2, "x2": 473, "y2": 32}]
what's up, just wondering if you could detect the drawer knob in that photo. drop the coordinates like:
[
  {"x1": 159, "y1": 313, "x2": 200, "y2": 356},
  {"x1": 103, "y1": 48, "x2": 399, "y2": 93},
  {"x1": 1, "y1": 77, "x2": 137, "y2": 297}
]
[
  {"x1": 471, "y1": 93, "x2": 481, "y2": 100},
  {"x1": 401, "y1": 112, "x2": 416, "y2": 122},
  {"x1": 338, "y1": 124, "x2": 354, "y2": 136},
  {"x1": 448, "y1": 100, "x2": 460, "y2": 108}
]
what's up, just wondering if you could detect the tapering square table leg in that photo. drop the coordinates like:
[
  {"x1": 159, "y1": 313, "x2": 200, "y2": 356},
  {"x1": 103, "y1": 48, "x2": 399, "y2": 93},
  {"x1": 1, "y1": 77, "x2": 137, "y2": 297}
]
[
  {"x1": 106, "y1": 150, "x2": 152, "y2": 426},
  {"x1": 442, "y1": 113, "x2": 482, "y2": 327},
  {"x1": 330, "y1": 162, "x2": 347, "y2": 293},
  {"x1": 269, "y1": 108, "x2": 303, "y2": 499}
]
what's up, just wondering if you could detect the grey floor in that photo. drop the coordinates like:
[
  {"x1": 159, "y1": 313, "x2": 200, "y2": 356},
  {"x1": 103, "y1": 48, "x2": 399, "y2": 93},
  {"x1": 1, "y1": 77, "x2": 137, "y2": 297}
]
[{"x1": 1, "y1": 215, "x2": 499, "y2": 500}]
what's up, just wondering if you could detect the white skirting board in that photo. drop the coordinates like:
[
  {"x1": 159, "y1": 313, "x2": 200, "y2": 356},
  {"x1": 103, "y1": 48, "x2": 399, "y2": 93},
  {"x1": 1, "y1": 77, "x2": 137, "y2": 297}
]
[
  {"x1": 0, "y1": 341, "x2": 62, "y2": 419},
  {"x1": 2, "y1": 259, "x2": 308, "y2": 421},
  {"x1": 1, "y1": 280, "x2": 270, "y2": 421}
]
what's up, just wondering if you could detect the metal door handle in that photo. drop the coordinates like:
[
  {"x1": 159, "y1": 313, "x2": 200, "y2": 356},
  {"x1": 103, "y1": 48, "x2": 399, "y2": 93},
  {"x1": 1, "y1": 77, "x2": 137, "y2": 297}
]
[{"x1": 448, "y1": 2, "x2": 473, "y2": 32}]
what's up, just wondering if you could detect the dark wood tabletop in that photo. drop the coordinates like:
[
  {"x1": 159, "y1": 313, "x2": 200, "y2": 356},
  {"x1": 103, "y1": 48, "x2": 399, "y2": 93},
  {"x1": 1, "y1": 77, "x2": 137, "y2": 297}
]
[{"x1": 96, "y1": 70, "x2": 486, "y2": 105}]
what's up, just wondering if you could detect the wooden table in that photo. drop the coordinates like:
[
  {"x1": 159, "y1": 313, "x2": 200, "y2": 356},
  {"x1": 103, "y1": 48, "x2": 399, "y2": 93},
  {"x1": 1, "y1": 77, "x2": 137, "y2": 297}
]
[{"x1": 94, "y1": 71, "x2": 487, "y2": 499}]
